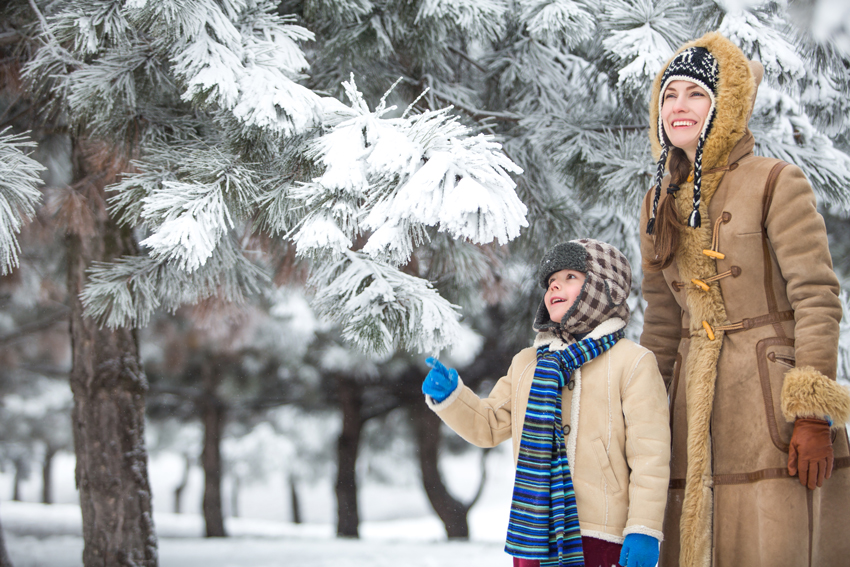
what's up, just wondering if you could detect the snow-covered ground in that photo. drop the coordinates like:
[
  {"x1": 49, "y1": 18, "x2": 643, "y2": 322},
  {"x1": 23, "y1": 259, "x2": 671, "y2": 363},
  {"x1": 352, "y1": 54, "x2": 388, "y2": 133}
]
[
  {"x1": 2, "y1": 501, "x2": 508, "y2": 567},
  {"x1": 1, "y1": 444, "x2": 516, "y2": 566}
]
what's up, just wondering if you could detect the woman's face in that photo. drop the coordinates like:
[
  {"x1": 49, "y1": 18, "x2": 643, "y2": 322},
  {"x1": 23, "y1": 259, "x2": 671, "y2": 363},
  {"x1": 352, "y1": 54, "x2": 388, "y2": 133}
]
[
  {"x1": 544, "y1": 269, "x2": 586, "y2": 324},
  {"x1": 661, "y1": 80, "x2": 712, "y2": 162}
]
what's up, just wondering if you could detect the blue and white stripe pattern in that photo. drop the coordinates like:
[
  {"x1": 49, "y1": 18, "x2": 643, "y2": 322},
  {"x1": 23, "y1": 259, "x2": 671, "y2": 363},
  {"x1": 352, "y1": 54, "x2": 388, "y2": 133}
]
[{"x1": 505, "y1": 330, "x2": 624, "y2": 566}]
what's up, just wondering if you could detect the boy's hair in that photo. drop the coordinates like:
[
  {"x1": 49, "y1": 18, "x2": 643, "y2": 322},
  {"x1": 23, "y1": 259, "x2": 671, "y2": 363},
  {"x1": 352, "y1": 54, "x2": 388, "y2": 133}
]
[{"x1": 533, "y1": 239, "x2": 632, "y2": 335}]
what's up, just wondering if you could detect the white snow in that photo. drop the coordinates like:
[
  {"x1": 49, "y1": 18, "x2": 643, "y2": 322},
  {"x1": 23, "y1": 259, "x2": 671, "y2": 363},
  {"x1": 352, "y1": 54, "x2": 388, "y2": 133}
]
[
  {"x1": 1, "y1": 444, "x2": 516, "y2": 566},
  {"x1": 1, "y1": 496, "x2": 510, "y2": 566}
]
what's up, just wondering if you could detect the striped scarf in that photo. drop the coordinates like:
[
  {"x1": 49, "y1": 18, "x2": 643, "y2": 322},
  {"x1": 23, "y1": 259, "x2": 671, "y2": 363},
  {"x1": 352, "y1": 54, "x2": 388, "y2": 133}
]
[{"x1": 505, "y1": 330, "x2": 625, "y2": 566}]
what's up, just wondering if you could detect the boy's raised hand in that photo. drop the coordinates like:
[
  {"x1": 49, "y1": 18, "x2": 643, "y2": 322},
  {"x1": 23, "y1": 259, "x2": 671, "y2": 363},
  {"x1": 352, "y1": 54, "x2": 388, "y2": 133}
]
[
  {"x1": 422, "y1": 357, "x2": 458, "y2": 403},
  {"x1": 619, "y1": 533, "x2": 659, "y2": 567}
]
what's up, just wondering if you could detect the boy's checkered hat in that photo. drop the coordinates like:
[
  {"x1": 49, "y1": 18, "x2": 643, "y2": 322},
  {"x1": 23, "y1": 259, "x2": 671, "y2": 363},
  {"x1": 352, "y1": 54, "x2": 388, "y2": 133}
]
[
  {"x1": 533, "y1": 239, "x2": 632, "y2": 335},
  {"x1": 647, "y1": 46, "x2": 719, "y2": 234}
]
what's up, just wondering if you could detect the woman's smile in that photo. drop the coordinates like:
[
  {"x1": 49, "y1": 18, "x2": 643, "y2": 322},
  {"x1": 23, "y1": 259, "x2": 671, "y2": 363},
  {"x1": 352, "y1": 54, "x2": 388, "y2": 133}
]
[{"x1": 661, "y1": 80, "x2": 712, "y2": 162}]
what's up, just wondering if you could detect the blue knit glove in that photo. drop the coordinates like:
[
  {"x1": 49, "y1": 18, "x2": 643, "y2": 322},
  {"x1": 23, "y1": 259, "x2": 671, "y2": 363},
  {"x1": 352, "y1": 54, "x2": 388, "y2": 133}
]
[
  {"x1": 619, "y1": 533, "x2": 660, "y2": 567},
  {"x1": 422, "y1": 357, "x2": 458, "y2": 403}
]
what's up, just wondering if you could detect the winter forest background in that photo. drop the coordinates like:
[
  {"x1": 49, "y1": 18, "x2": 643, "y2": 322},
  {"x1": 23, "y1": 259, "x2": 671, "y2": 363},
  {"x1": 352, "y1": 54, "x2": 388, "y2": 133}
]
[{"x1": 1, "y1": 0, "x2": 850, "y2": 565}]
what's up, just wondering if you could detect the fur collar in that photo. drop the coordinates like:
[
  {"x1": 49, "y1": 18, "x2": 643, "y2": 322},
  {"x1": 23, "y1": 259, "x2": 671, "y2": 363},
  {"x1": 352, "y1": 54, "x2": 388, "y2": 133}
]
[
  {"x1": 533, "y1": 318, "x2": 627, "y2": 352},
  {"x1": 647, "y1": 32, "x2": 759, "y2": 567}
]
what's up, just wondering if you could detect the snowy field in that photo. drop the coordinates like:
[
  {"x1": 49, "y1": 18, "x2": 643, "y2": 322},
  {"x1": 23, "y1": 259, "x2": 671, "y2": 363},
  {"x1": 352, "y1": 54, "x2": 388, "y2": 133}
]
[
  {"x1": 1, "y1": 445, "x2": 516, "y2": 566},
  {"x1": 2, "y1": 501, "x2": 508, "y2": 567}
]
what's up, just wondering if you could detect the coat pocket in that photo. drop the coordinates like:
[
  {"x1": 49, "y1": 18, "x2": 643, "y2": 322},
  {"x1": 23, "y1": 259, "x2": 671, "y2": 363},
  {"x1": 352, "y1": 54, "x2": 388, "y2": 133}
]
[
  {"x1": 591, "y1": 437, "x2": 622, "y2": 493},
  {"x1": 756, "y1": 337, "x2": 795, "y2": 453}
]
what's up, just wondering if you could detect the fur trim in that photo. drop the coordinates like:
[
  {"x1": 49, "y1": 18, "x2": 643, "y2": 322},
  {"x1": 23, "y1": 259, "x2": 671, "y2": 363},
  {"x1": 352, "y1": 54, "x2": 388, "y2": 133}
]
[
  {"x1": 588, "y1": 318, "x2": 627, "y2": 340},
  {"x1": 537, "y1": 241, "x2": 587, "y2": 289},
  {"x1": 533, "y1": 318, "x2": 627, "y2": 351},
  {"x1": 780, "y1": 367, "x2": 850, "y2": 426},
  {"x1": 580, "y1": 529, "x2": 625, "y2": 545},
  {"x1": 533, "y1": 330, "x2": 568, "y2": 351},
  {"x1": 425, "y1": 376, "x2": 463, "y2": 411},
  {"x1": 622, "y1": 525, "x2": 664, "y2": 542},
  {"x1": 648, "y1": 32, "x2": 757, "y2": 567},
  {"x1": 567, "y1": 367, "x2": 581, "y2": 469}
]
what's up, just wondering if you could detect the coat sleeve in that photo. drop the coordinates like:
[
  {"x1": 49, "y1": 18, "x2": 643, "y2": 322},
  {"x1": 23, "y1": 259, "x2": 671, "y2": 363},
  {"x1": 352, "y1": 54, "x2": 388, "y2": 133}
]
[
  {"x1": 766, "y1": 165, "x2": 850, "y2": 426},
  {"x1": 620, "y1": 348, "x2": 671, "y2": 540},
  {"x1": 638, "y1": 187, "x2": 683, "y2": 388},
  {"x1": 425, "y1": 353, "x2": 527, "y2": 448}
]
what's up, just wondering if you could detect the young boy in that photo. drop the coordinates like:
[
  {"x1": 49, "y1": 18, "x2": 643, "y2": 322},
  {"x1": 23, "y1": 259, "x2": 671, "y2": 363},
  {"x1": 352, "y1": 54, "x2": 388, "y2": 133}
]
[{"x1": 422, "y1": 239, "x2": 670, "y2": 567}]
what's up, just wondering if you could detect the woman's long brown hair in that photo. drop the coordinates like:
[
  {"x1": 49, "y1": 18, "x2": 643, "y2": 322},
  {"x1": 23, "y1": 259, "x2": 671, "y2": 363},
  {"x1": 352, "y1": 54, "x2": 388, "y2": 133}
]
[{"x1": 645, "y1": 147, "x2": 692, "y2": 272}]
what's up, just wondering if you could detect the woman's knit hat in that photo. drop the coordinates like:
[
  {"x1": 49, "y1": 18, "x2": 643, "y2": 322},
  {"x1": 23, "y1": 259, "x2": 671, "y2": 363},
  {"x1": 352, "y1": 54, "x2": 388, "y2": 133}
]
[
  {"x1": 533, "y1": 239, "x2": 632, "y2": 336},
  {"x1": 646, "y1": 46, "x2": 720, "y2": 234}
]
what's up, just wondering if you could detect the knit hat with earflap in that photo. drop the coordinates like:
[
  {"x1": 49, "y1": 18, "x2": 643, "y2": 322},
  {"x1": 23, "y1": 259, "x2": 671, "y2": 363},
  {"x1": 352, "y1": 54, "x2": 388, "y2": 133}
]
[
  {"x1": 646, "y1": 46, "x2": 720, "y2": 234},
  {"x1": 533, "y1": 239, "x2": 632, "y2": 336}
]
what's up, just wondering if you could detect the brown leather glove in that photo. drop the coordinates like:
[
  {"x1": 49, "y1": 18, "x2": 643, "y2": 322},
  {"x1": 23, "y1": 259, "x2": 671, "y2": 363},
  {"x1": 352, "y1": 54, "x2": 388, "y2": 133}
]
[{"x1": 788, "y1": 418, "x2": 833, "y2": 490}]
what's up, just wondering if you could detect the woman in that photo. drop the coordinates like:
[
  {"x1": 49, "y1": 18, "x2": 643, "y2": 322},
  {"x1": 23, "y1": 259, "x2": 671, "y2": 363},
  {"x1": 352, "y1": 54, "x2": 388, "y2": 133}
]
[{"x1": 639, "y1": 32, "x2": 850, "y2": 567}]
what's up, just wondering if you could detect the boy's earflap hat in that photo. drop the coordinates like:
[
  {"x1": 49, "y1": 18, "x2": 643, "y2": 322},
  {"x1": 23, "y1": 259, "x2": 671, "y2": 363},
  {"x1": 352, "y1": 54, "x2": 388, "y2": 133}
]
[
  {"x1": 533, "y1": 239, "x2": 632, "y2": 336},
  {"x1": 647, "y1": 45, "x2": 719, "y2": 234}
]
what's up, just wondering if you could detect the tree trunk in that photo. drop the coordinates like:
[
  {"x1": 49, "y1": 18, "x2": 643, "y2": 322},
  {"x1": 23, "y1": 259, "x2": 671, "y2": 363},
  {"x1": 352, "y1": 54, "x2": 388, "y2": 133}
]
[
  {"x1": 0, "y1": 503, "x2": 12, "y2": 567},
  {"x1": 289, "y1": 474, "x2": 301, "y2": 524},
  {"x1": 200, "y1": 361, "x2": 226, "y2": 537},
  {"x1": 11, "y1": 459, "x2": 23, "y2": 502},
  {"x1": 67, "y1": 140, "x2": 157, "y2": 566},
  {"x1": 334, "y1": 375, "x2": 363, "y2": 538},
  {"x1": 413, "y1": 402, "x2": 471, "y2": 539},
  {"x1": 173, "y1": 454, "x2": 191, "y2": 514},
  {"x1": 42, "y1": 445, "x2": 57, "y2": 504}
]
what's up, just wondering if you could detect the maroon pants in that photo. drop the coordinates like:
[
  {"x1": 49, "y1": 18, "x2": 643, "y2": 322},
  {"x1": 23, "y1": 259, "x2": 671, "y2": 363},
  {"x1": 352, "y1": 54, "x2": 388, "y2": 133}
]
[{"x1": 512, "y1": 536, "x2": 622, "y2": 567}]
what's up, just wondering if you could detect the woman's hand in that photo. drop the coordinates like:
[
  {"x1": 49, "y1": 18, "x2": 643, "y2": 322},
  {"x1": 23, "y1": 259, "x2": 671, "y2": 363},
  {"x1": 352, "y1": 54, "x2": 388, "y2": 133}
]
[{"x1": 788, "y1": 417, "x2": 834, "y2": 490}]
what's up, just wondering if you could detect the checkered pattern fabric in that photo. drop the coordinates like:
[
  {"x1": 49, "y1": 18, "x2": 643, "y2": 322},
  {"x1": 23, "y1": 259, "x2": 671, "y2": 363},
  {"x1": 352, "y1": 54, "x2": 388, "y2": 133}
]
[
  {"x1": 534, "y1": 239, "x2": 632, "y2": 337},
  {"x1": 647, "y1": 46, "x2": 719, "y2": 233}
]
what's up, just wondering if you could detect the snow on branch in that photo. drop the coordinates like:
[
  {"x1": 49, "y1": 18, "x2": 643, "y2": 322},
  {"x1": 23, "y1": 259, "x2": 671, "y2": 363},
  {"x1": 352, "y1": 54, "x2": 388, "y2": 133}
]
[
  {"x1": 600, "y1": 0, "x2": 691, "y2": 97},
  {"x1": 292, "y1": 77, "x2": 527, "y2": 266},
  {"x1": 520, "y1": 0, "x2": 594, "y2": 47},
  {"x1": 752, "y1": 84, "x2": 850, "y2": 207},
  {"x1": 108, "y1": 141, "x2": 267, "y2": 271},
  {"x1": 82, "y1": 238, "x2": 268, "y2": 329},
  {"x1": 720, "y1": 11, "x2": 807, "y2": 88},
  {"x1": 139, "y1": 180, "x2": 233, "y2": 272},
  {"x1": 154, "y1": 0, "x2": 324, "y2": 135},
  {"x1": 309, "y1": 250, "x2": 462, "y2": 355},
  {"x1": 415, "y1": 0, "x2": 506, "y2": 41},
  {"x1": 0, "y1": 129, "x2": 44, "y2": 275},
  {"x1": 602, "y1": 23, "x2": 673, "y2": 95}
]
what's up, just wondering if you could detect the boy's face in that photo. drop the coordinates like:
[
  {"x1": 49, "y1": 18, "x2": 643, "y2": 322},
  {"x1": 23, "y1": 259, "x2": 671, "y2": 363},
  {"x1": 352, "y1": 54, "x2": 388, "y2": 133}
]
[{"x1": 544, "y1": 269, "x2": 586, "y2": 324}]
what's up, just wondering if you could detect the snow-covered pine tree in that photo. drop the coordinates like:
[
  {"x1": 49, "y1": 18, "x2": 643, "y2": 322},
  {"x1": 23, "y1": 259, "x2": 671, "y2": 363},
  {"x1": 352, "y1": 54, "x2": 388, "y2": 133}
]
[
  {"x1": 9, "y1": 0, "x2": 850, "y2": 547},
  {"x1": 16, "y1": 1, "x2": 528, "y2": 546},
  {"x1": 0, "y1": 129, "x2": 44, "y2": 275},
  {"x1": 0, "y1": 95, "x2": 47, "y2": 567},
  {"x1": 482, "y1": 0, "x2": 850, "y2": 340},
  {"x1": 20, "y1": 0, "x2": 530, "y2": 357}
]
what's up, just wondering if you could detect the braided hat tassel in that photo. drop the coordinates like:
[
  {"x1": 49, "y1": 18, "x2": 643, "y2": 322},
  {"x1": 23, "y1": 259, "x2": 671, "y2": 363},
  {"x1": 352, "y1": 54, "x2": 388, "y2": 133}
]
[
  {"x1": 687, "y1": 135, "x2": 706, "y2": 228},
  {"x1": 646, "y1": 145, "x2": 669, "y2": 235}
]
